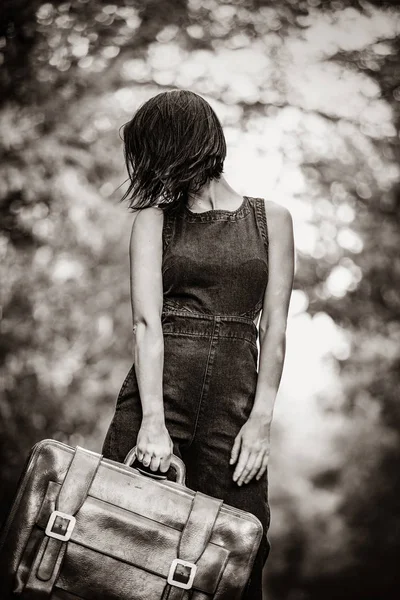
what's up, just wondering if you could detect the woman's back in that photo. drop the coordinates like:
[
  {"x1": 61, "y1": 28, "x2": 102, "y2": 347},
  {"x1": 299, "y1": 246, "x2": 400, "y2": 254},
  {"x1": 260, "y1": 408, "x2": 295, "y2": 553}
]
[{"x1": 162, "y1": 195, "x2": 269, "y2": 322}]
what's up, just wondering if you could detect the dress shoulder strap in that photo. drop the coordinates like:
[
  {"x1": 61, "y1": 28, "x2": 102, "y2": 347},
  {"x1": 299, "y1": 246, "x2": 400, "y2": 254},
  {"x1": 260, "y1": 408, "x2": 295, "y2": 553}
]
[
  {"x1": 248, "y1": 197, "x2": 269, "y2": 251},
  {"x1": 162, "y1": 209, "x2": 175, "y2": 252}
]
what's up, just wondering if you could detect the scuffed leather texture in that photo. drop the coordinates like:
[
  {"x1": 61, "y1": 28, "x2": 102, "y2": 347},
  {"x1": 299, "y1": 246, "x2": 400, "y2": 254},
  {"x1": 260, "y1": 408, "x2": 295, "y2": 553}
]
[
  {"x1": 178, "y1": 493, "x2": 223, "y2": 564},
  {"x1": 22, "y1": 448, "x2": 102, "y2": 599},
  {"x1": 0, "y1": 440, "x2": 263, "y2": 599},
  {"x1": 161, "y1": 492, "x2": 223, "y2": 600}
]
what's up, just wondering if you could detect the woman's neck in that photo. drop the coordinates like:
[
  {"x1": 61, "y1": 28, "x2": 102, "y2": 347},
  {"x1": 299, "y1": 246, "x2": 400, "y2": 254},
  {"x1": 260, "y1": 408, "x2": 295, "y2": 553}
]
[{"x1": 187, "y1": 176, "x2": 242, "y2": 211}]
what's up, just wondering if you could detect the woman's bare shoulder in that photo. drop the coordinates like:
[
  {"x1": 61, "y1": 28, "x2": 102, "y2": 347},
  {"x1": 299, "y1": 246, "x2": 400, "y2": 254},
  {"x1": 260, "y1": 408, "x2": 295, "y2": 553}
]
[
  {"x1": 131, "y1": 206, "x2": 164, "y2": 230},
  {"x1": 263, "y1": 199, "x2": 293, "y2": 239},
  {"x1": 263, "y1": 198, "x2": 292, "y2": 223}
]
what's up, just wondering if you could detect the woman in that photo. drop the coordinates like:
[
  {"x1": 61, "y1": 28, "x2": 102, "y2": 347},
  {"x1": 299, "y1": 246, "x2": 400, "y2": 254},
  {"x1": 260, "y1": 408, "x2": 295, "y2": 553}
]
[{"x1": 102, "y1": 89, "x2": 294, "y2": 599}]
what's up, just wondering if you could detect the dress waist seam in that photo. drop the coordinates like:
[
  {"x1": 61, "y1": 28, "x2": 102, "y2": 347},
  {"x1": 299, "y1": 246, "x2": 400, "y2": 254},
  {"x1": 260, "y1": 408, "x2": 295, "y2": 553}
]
[{"x1": 161, "y1": 307, "x2": 258, "y2": 326}]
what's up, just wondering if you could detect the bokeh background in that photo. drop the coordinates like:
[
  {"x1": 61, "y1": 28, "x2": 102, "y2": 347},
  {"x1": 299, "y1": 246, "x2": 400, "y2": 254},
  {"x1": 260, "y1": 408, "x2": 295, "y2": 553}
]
[{"x1": 1, "y1": 0, "x2": 400, "y2": 598}]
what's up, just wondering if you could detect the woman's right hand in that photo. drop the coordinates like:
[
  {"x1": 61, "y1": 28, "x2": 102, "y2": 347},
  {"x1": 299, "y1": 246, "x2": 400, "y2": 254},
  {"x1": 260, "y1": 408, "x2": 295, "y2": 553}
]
[{"x1": 136, "y1": 417, "x2": 173, "y2": 473}]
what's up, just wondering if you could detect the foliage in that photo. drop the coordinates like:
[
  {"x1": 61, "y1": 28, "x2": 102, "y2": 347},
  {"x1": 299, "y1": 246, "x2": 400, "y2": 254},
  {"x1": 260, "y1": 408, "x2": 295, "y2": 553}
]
[{"x1": 1, "y1": 1, "x2": 400, "y2": 598}]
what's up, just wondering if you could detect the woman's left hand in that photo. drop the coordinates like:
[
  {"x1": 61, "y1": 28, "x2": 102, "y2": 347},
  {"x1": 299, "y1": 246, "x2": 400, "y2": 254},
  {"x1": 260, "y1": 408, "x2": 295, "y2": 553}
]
[{"x1": 230, "y1": 413, "x2": 271, "y2": 486}]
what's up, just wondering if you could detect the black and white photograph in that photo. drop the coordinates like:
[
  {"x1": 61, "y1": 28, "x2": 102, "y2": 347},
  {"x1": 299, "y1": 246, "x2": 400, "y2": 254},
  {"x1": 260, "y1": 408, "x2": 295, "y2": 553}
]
[{"x1": 0, "y1": 1, "x2": 400, "y2": 599}]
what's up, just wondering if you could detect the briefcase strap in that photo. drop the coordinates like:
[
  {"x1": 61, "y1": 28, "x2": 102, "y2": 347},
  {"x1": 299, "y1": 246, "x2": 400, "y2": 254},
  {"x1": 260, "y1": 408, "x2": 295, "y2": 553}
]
[
  {"x1": 22, "y1": 446, "x2": 102, "y2": 599},
  {"x1": 161, "y1": 492, "x2": 223, "y2": 600}
]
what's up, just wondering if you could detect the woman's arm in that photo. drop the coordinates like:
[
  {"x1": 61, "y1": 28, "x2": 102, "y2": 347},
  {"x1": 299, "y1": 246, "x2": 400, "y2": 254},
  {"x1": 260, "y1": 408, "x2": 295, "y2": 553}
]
[
  {"x1": 129, "y1": 208, "x2": 173, "y2": 473},
  {"x1": 231, "y1": 201, "x2": 295, "y2": 485}
]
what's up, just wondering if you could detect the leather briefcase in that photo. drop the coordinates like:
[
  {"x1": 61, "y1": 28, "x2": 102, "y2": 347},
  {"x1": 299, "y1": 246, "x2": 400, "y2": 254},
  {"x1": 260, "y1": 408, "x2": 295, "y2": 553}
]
[{"x1": 0, "y1": 439, "x2": 263, "y2": 599}]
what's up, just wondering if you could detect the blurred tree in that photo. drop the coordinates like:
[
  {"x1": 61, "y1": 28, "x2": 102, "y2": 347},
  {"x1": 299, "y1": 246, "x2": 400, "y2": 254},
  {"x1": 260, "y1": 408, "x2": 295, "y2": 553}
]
[{"x1": 1, "y1": 1, "x2": 400, "y2": 599}]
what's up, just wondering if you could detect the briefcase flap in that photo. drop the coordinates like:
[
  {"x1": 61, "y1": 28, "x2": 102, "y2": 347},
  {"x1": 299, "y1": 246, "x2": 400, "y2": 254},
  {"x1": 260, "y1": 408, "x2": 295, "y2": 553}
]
[{"x1": 34, "y1": 480, "x2": 228, "y2": 596}]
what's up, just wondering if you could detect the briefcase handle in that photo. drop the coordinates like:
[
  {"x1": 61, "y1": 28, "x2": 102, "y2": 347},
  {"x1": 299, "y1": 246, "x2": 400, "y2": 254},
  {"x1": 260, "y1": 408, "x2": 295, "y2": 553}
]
[{"x1": 124, "y1": 446, "x2": 186, "y2": 485}]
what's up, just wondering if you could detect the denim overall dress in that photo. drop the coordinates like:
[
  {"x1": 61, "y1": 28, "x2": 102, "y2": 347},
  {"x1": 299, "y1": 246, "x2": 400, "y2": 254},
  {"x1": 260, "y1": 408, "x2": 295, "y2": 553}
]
[{"x1": 102, "y1": 195, "x2": 271, "y2": 599}]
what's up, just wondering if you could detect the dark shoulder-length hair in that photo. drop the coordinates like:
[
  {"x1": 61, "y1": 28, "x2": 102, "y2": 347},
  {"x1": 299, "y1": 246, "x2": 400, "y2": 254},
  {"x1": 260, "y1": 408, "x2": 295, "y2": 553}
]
[{"x1": 121, "y1": 89, "x2": 226, "y2": 212}]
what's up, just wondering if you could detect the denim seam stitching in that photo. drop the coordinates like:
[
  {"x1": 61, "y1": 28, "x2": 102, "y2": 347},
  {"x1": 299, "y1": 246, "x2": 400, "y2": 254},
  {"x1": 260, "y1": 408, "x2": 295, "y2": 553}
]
[
  {"x1": 162, "y1": 309, "x2": 256, "y2": 325},
  {"x1": 163, "y1": 332, "x2": 213, "y2": 338},
  {"x1": 162, "y1": 331, "x2": 258, "y2": 349},
  {"x1": 187, "y1": 319, "x2": 219, "y2": 446},
  {"x1": 180, "y1": 211, "x2": 250, "y2": 223},
  {"x1": 254, "y1": 197, "x2": 269, "y2": 254},
  {"x1": 179, "y1": 199, "x2": 251, "y2": 223},
  {"x1": 162, "y1": 212, "x2": 174, "y2": 251}
]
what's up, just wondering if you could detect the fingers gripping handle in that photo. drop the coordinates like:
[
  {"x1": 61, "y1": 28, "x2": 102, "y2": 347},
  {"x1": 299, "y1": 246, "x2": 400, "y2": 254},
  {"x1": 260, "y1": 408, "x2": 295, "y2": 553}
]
[{"x1": 124, "y1": 446, "x2": 186, "y2": 485}]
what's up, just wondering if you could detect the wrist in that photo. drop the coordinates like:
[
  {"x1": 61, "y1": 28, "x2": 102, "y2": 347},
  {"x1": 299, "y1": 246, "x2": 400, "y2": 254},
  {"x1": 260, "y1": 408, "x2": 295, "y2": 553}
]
[
  {"x1": 249, "y1": 406, "x2": 273, "y2": 424},
  {"x1": 141, "y1": 412, "x2": 165, "y2": 427}
]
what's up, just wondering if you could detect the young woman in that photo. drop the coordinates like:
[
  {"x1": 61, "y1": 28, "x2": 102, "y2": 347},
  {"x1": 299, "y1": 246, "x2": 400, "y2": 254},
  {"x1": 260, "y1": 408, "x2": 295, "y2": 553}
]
[{"x1": 102, "y1": 89, "x2": 294, "y2": 599}]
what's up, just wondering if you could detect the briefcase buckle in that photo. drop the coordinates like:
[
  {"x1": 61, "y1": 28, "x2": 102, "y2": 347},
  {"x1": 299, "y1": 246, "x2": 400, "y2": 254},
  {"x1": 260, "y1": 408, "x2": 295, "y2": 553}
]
[
  {"x1": 167, "y1": 558, "x2": 197, "y2": 590},
  {"x1": 45, "y1": 510, "x2": 76, "y2": 541}
]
